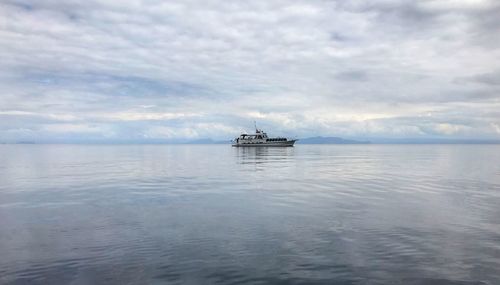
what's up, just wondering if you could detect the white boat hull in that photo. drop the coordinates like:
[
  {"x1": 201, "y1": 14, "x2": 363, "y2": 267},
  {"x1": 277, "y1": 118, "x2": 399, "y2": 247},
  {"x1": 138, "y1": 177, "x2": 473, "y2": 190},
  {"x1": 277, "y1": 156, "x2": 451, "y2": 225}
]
[{"x1": 232, "y1": 140, "x2": 296, "y2": 147}]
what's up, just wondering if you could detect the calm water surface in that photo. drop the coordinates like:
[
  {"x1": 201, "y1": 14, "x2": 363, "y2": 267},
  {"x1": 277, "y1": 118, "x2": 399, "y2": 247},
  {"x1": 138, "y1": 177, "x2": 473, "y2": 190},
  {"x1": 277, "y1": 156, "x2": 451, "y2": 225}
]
[{"x1": 1, "y1": 144, "x2": 500, "y2": 284}]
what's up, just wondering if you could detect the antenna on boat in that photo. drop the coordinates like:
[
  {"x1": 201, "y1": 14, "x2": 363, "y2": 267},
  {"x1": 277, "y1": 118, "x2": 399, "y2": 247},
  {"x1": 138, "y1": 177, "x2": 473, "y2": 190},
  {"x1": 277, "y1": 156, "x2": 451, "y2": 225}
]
[{"x1": 254, "y1": 121, "x2": 257, "y2": 132}]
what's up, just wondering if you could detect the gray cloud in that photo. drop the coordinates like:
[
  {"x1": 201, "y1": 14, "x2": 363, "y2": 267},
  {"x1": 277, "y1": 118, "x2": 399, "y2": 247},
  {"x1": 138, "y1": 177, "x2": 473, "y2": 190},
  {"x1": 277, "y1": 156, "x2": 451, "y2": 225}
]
[
  {"x1": 0, "y1": 0, "x2": 499, "y2": 142},
  {"x1": 335, "y1": 71, "x2": 369, "y2": 81},
  {"x1": 466, "y1": 70, "x2": 500, "y2": 86}
]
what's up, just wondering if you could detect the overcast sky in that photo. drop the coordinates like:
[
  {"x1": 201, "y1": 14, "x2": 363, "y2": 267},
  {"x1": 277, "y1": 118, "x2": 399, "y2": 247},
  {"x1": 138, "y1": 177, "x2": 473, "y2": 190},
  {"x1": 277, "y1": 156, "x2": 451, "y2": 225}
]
[{"x1": 1, "y1": 0, "x2": 499, "y2": 142}]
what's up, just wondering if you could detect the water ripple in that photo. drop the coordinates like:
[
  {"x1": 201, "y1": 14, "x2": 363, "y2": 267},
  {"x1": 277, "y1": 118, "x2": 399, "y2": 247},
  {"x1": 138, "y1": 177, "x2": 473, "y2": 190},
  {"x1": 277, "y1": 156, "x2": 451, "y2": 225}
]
[{"x1": 0, "y1": 145, "x2": 499, "y2": 284}]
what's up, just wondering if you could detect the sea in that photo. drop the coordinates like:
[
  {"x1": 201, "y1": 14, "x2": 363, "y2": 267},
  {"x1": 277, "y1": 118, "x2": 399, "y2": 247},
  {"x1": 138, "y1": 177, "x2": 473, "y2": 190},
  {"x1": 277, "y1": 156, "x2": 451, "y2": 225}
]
[{"x1": 0, "y1": 144, "x2": 499, "y2": 285}]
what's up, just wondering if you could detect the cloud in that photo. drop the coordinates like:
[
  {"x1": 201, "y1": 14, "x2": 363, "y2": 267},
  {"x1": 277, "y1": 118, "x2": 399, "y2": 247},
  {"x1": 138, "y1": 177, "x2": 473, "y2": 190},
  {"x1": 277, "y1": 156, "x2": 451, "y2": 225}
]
[
  {"x1": 335, "y1": 71, "x2": 369, "y2": 81},
  {"x1": 0, "y1": 0, "x2": 499, "y2": 142},
  {"x1": 464, "y1": 70, "x2": 500, "y2": 86}
]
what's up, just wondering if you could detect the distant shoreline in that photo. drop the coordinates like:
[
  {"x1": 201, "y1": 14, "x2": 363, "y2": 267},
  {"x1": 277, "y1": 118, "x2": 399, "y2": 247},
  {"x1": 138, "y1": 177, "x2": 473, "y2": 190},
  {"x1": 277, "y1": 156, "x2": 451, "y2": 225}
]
[
  {"x1": 4, "y1": 141, "x2": 500, "y2": 145},
  {"x1": 3, "y1": 136, "x2": 500, "y2": 145}
]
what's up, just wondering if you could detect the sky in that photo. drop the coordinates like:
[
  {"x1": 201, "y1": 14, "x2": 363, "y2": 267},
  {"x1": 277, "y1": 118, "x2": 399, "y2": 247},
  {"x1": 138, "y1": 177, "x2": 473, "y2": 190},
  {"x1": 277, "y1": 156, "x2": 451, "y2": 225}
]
[{"x1": 1, "y1": 0, "x2": 499, "y2": 142}]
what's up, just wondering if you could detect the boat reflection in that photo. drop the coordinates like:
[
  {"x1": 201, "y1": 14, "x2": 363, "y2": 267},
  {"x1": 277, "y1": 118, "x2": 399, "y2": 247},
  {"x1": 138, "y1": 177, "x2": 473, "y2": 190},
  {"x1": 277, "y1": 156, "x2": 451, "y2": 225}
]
[{"x1": 234, "y1": 146, "x2": 295, "y2": 166}]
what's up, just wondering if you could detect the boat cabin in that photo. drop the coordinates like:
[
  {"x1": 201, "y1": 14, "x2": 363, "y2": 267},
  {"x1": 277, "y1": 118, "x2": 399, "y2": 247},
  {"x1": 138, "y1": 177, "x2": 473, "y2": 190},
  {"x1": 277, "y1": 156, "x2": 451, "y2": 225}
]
[{"x1": 236, "y1": 129, "x2": 287, "y2": 143}]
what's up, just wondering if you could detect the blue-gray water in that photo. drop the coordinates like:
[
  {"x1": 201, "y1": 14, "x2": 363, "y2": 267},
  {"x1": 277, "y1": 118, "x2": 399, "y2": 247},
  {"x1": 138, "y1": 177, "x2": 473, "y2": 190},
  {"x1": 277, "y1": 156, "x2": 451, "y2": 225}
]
[{"x1": 1, "y1": 145, "x2": 500, "y2": 285}]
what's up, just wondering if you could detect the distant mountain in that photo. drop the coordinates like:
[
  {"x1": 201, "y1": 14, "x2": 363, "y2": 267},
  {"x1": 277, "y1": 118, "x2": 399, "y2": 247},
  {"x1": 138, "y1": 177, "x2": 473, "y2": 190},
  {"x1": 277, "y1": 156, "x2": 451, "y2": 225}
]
[
  {"x1": 184, "y1": 136, "x2": 370, "y2": 144},
  {"x1": 297, "y1": 136, "x2": 370, "y2": 144},
  {"x1": 363, "y1": 138, "x2": 500, "y2": 144}
]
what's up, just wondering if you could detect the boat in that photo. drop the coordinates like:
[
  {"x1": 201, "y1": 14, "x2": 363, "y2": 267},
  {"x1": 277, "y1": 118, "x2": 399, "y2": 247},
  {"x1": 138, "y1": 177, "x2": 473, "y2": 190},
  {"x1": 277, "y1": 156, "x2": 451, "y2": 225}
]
[{"x1": 232, "y1": 124, "x2": 297, "y2": 147}]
